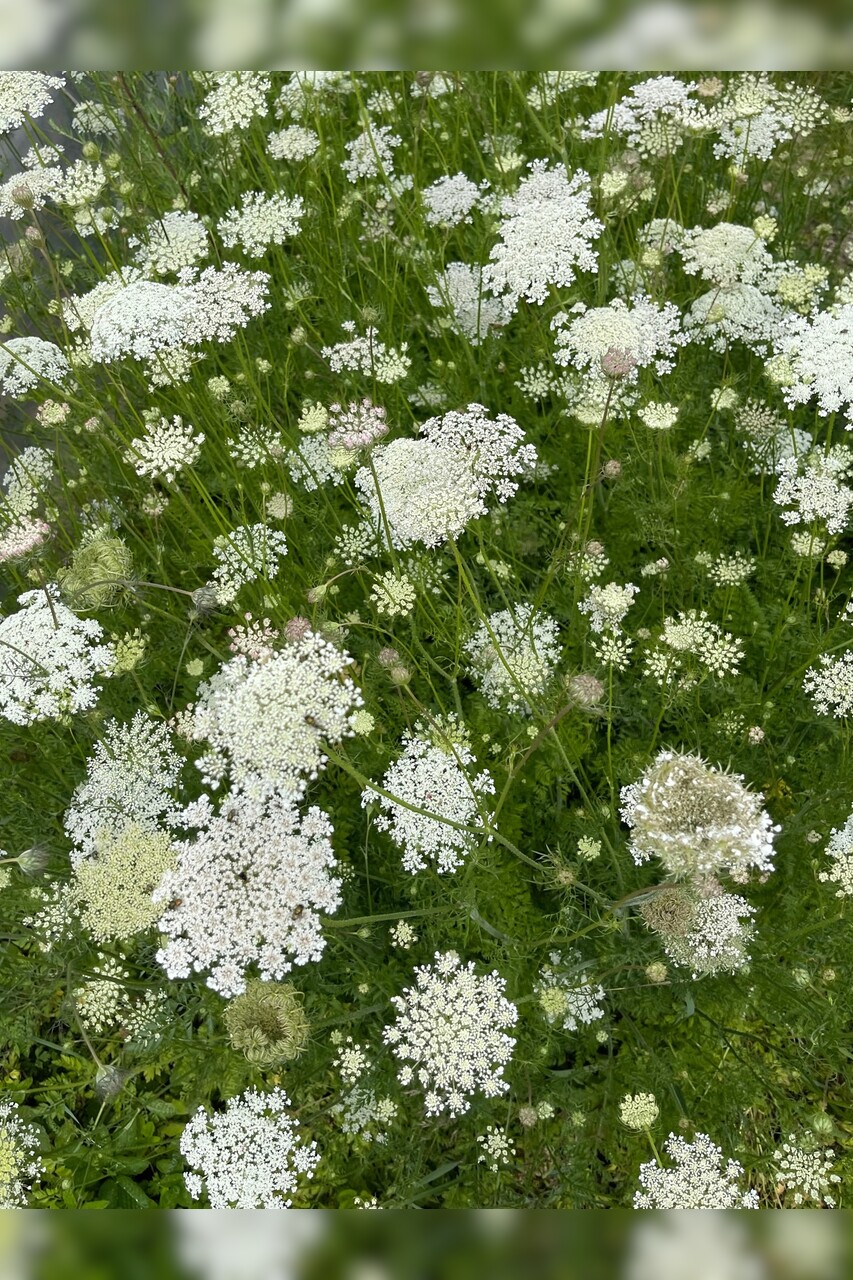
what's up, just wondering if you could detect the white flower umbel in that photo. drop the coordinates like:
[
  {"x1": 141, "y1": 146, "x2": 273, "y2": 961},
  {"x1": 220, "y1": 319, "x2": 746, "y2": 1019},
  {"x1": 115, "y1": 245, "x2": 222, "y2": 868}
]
[
  {"x1": 578, "y1": 582, "x2": 639, "y2": 633},
  {"x1": 181, "y1": 1087, "x2": 319, "y2": 1208},
  {"x1": 580, "y1": 75, "x2": 705, "y2": 155},
  {"x1": 620, "y1": 750, "x2": 777, "y2": 881},
  {"x1": 552, "y1": 295, "x2": 683, "y2": 379},
  {"x1": 186, "y1": 634, "x2": 363, "y2": 799},
  {"x1": 155, "y1": 793, "x2": 341, "y2": 997},
  {"x1": 679, "y1": 222, "x2": 773, "y2": 289},
  {"x1": 819, "y1": 808, "x2": 853, "y2": 897},
  {"x1": 218, "y1": 190, "x2": 305, "y2": 257},
  {"x1": 0, "y1": 1097, "x2": 43, "y2": 1207},
  {"x1": 773, "y1": 1133, "x2": 841, "y2": 1207},
  {"x1": 125, "y1": 414, "x2": 204, "y2": 484},
  {"x1": 464, "y1": 603, "x2": 561, "y2": 714},
  {"x1": 634, "y1": 1132, "x2": 758, "y2": 1209},
  {"x1": 384, "y1": 951, "x2": 517, "y2": 1117},
  {"x1": 0, "y1": 336, "x2": 69, "y2": 396},
  {"x1": 210, "y1": 522, "x2": 288, "y2": 605},
  {"x1": 483, "y1": 160, "x2": 603, "y2": 309},
  {"x1": 535, "y1": 951, "x2": 606, "y2": 1031},
  {"x1": 355, "y1": 403, "x2": 537, "y2": 550},
  {"x1": 321, "y1": 322, "x2": 411, "y2": 384},
  {"x1": 197, "y1": 73, "x2": 271, "y2": 137},
  {"x1": 773, "y1": 445, "x2": 853, "y2": 536},
  {"x1": 341, "y1": 121, "x2": 402, "y2": 183},
  {"x1": 64, "y1": 712, "x2": 183, "y2": 858},
  {"x1": 364, "y1": 722, "x2": 495, "y2": 874},
  {"x1": 88, "y1": 264, "x2": 269, "y2": 365},
  {"x1": 130, "y1": 210, "x2": 209, "y2": 277},
  {"x1": 773, "y1": 304, "x2": 853, "y2": 418},
  {"x1": 659, "y1": 888, "x2": 756, "y2": 977},
  {"x1": 426, "y1": 262, "x2": 511, "y2": 345},
  {"x1": 0, "y1": 72, "x2": 64, "y2": 131},
  {"x1": 422, "y1": 173, "x2": 486, "y2": 227},
  {"x1": 0, "y1": 585, "x2": 114, "y2": 726},
  {"x1": 804, "y1": 650, "x2": 853, "y2": 719}
]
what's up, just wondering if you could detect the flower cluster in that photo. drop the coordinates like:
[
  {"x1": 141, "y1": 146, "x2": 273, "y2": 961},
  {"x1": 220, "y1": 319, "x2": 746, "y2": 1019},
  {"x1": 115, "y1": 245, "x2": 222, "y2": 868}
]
[
  {"x1": 155, "y1": 793, "x2": 342, "y2": 997},
  {"x1": 364, "y1": 720, "x2": 495, "y2": 874},
  {"x1": 483, "y1": 160, "x2": 603, "y2": 308},
  {"x1": 634, "y1": 1132, "x2": 759, "y2": 1209},
  {"x1": 773, "y1": 445, "x2": 853, "y2": 536},
  {"x1": 210, "y1": 522, "x2": 288, "y2": 605},
  {"x1": 181, "y1": 1087, "x2": 319, "y2": 1208},
  {"x1": 355, "y1": 404, "x2": 537, "y2": 550},
  {"x1": 535, "y1": 952, "x2": 606, "y2": 1031},
  {"x1": 644, "y1": 609, "x2": 744, "y2": 683},
  {"x1": 0, "y1": 1098, "x2": 43, "y2": 1207},
  {"x1": 773, "y1": 1133, "x2": 841, "y2": 1207},
  {"x1": 0, "y1": 336, "x2": 69, "y2": 396},
  {"x1": 64, "y1": 712, "x2": 183, "y2": 856},
  {"x1": 0, "y1": 586, "x2": 114, "y2": 726},
  {"x1": 621, "y1": 751, "x2": 777, "y2": 882},
  {"x1": 818, "y1": 808, "x2": 853, "y2": 897},
  {"x1": 125, "y1": 415, "x2": 204, "y2": 483},
  {"x1": 804, "y1": 650, "x2": 853, "y2": 719},
  {"x1": 218, "y1": 190, "x2": 305, "y2": 257},
  {"x1": 464, "y1": 604, "x2": 561, "y2": 713},
  {"x1": 130, "y1": 211, "x2": 209, "y2": 276},
  {"x1": 426, "y1": 262, "x2": 511, "y2": 345},
  {"x1": 383, "y1": 951, "x2": 518, "y2": 1117},
  {"x1": 321, "y1": 321, "x2": 411, "y2": 384},
  {"x1": 185, "y1": 633, "x2": 363, "y2": 799}
]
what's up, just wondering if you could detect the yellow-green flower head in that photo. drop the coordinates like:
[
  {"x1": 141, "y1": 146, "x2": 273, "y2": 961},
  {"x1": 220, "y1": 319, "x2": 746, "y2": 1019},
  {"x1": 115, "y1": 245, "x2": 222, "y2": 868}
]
[
  {"x1": 76, "y1": 823, "x2": 177, "y2": 942},
  {"x1": 223, "y1": 980, "x2": 309, "y2": 1067},
  {"x1": 57, "y1": 529, "x2": 133, "y2": 609}
]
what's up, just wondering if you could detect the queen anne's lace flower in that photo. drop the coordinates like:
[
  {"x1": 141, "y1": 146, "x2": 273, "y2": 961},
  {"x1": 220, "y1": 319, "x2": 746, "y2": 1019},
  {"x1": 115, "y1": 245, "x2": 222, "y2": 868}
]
[
  {"x1": 186, "y1": 634, "x2": 363, "y2": 800},
  {"x1": 581, "y1": 76, "x2": 705, "y2": 155},
  {"x1": 130, "y1": 211, "x2": 209, "y2": 276},
  {"x1": 620, "y1": 751, "x2": 777, "y2": 881},
  {"x1": 773, "y1": 445, "x2": 853, "y2": 536},
  {"x1": 364, "y1": 722, "x2": 495, "y2": 873},
  {"x1": 383, "y1": 951, "x2": 517, "y2": 1116},
  {"x1": 634, "y1": 1132, "x2": 758, "y2": 1209},
  {"x1": 464, "y1": 604, "x2": 561, "y2": 713},
  {"x1": 552, "y1": 296, "x2": 682, "y2": 378},
  {"x1": 0, "y1": 73, "x2": 64, "y2": 132},
  {"x1": 210, "y1": 522, "x2": 288, "y2": 605},
  {"x1": 155, "y1": 793, "x2": 341, "y2": 997},
  {"x1": 321, "y1": 322, "x2": 411, "y2": 384},
  {"x1": 818, "y1": 807, "x2": 853, "y2": 897},
  {"x1": 0, "y1": 1098, "x2": 43, "y2": 1207},
  {"x1": 0, "y1": 585, "x2": 114, "y2": 726},
  {"x1": 181, "y1": 1087, "x2": 319, "y2": 1208},
  {"x1": 679, "y1": 222, "x2": 772, "y2": 288},
  {"x1": 64, "y1": 712, "x2": 183, "y2": 858},
  {"x1": 772, "y1": 304, "x2": 853, "y2": 418},
  {"x1": 217, "y1": 190, "x2": 304, "y2": 257},
  {"x1": 426, "y1": 263, "x2": 511, "y2": 345},
  {"x1": 0, "y1": 336, "x2": 69, "y2": 396},
  {"x1": 341, "y1": 122, "x2": 402, "y2": 183},
  {"x1": 88, "y1": 265, "x2": 269, "y2": 365},
  {"x1": 773, "y1": 1134, "x2": 841, "y2": 1207},
  {"x1": 422, "y1": 173, "x2": 486, "y2": 226},
  {"x1": 356, "y1": 404, "x2": 536, "y2": 550},
  {"x1": 125, "y1": 415, "x2": 204, "y2": 483},
  {"x1": 198, "y1": 73, "x2": 271, "y2": 136},
  {"x1": 804, "y1": 650, "x2": 853, "y2": 719},
  {"x1": 483, "y1": 160, "x2": 603, "y2": 308},
  {"x1": 535, "y1": 951, "x2": 606, "y2": 1031}
]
